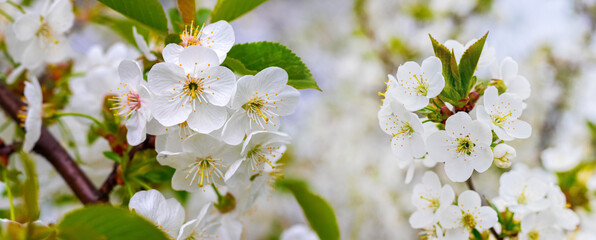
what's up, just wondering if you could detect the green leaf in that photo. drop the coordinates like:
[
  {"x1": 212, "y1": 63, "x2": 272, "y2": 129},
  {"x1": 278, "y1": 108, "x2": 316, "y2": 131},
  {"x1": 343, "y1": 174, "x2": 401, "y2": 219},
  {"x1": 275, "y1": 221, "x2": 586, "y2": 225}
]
[
  {"x1": 165, "y1": 33, "x2": 182, "y2": 45},
  {"x1": 211, "y1": 0, "x2": 268, "y2": 22},
  {"x1": 195, "y1": 8, "x2": 211, "y2": 27},
  {"x1": 91, "y1": 16, "x2": 150, "y2": 46},
  {"x1": 459, "y1": 32, "x2": 488, "y2": 94},
  {"x1": 168, "y1": 8, "x2": 184, "y2": 33},
  {"x1": 177, "y1": 0, "x2": 196, "y2": 25},
  {"x1": 430, "y1": 34, "x2": 461, "y2": 104},
  {"x1": 277, "y1": 179, "x2": 339, "y2": 240},
  {"x1": 103, "y1": 151, "x2": 122, "y2": 163},
  {"x1": 222, "y1": 42, "x2": 320, "y2": 90},
  {"x1": 57, "y1": 205, "x2": 168, "y2": 240},
  {"x1": 98, "y1": 0, "x2": 168, "y2": 32}
]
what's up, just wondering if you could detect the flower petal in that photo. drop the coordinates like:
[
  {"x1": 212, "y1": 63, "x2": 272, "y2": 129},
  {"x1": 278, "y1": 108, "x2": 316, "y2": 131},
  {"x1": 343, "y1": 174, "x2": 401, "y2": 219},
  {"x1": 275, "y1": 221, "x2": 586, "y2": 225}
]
[
  {"x1": 199, "y1": 21, "x2": 235, "y2": 63},
  {"x1": 221, "y1": 110, "x2": 250, "y2": 145},
  {"x1": 13, "y1": 13, "x2": 41, "y2": 41},
  {"x1": 200, "y1": 66, "x2": 236, "y2": 106},
  {"x1": 179, "y1": 45, "x2": 219, "y2": 75},
  {"x1": 186, "y1": 104, "x2": 227, "y2": 134},
  {"x1": 162, "y1": 43, "x2": 184, "y2": 64},
  {"x1": 147, "y1": 62, "x2": 186, "y2": 96}
]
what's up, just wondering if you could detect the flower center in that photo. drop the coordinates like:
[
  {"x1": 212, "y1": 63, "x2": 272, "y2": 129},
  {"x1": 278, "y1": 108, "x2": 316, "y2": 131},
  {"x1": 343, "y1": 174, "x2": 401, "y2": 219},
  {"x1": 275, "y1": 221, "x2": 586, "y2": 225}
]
[
  {"x1": 246, "y1": 144, "x2": 280, "y2": 172},
  {"x1": 456, "y1": 136, "x2": 475, "y2": 155},
  {"x1": 36, "y1": 22, "x2": 59, "y2": 45},
  {"x1": 110, "y1": 86, "x2": 142, "y2": 117},
  {"x1": 180, "y1": 22, "x2": 204, "y2": 47},
  {"x1": 528, "y1": 231, "x2": 540, "y2": 240},
  {"x1": 184, "y1": 156, "x2": 225, "y2": 188},
  {"x1": 462, "y1": 213, "x2": 477, "y2": 229},
  {"x1": 419, "y1": 196, "x2": 440, "y2": 212},
  {"x1": 412, "y1": 74, "x2": 428, "y2": 96},
  {"x1": 490, "y1": 112, "x2": 512, "y2": 127},
  {"x1": 242, "y1": 96, "x2": 277, "y2": 131},
  {"x1": 184, "y1": 77, "x2": 204, "y2": 99},
  {"x1": 517, "y1": 185, "x2": 528, "y2": 204},
  {"x1": 393, "y1": 121, "x2": 414, "y2": 137}
]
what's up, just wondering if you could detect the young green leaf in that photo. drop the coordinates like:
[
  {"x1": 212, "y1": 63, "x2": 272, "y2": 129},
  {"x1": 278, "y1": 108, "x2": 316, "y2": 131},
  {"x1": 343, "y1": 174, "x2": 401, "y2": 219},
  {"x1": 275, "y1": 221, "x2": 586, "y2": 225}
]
[
  {"x1": 222, "y1": 41, "x2": 320, "y2": 90},
  {"x1": 459, "y1": 32, "x2": 488, "y2": 93},
  {"x1": 277, "y1": 179, "x2": 339, "y2": 240},
  {"x1": 103, "y1": 151, "x2": 122, "y2": 163},
  {"x1": 195, "y1": 8, "x2": 211, "y2": 27},
  {"x1": 168, "y1": 8, "x2": 184, "y2": 33},
  {"x1": 430, "y1": 34, "x2": 462, "y2": 104},
  {"x1": 211, "y1": 0, "x2": 268, "y2": 22},
  {"x1": 57, "y1": 206, "x2": 169, "y2": 240},
  {"x1": 177, "y1": 0, "x2": 196, "y2": 25},
  {"x1": 98, "y1": 0, "x2": 168, "y2": 32},
  {"x1": 91, "y1": 16, "x2": 150, "y2": 46}
]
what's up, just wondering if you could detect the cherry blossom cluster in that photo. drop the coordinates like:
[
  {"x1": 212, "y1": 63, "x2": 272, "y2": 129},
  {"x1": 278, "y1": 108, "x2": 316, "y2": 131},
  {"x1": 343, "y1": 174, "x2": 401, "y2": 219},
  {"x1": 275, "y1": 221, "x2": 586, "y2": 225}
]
[
  {"x1": 1, "y1": 0, "x2": 303, "y2": 238},
  {"x1": 378, "y1": 37, "x2": 578, "y2": 239}
]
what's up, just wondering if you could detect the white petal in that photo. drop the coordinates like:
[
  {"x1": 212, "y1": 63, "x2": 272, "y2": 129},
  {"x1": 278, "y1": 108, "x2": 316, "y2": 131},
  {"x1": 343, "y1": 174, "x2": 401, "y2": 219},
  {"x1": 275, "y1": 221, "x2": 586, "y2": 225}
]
[
  {"x1": 200, "y1": 66, "x2": 236, "y2": 106},
  {"x1": 469, "y1": 145, "x2": 493, "y2": 172},
  {"x1": 458, "y1": 190, "x2": 481, "y2": 210},
  {"x1": 151, "y1": 95, "x2": 191, "y2": 127},
  {"x1": 409, "y1": 210, "x2": 434, "y2": 229},
  {"x1": 118, "y1": 59, "x2": 142, "y2": 87},
  {"x1": 221, "y1": 110, "x2": 250, "y2": 145},
  {"x1": 445, "y1": 228, "x2": 468, "y2": 240},
  {"x1": 13, "y1": 13, "x2": 41, "y2": 41},
  {"x1": 476, "y1": 207, "x2": 497, "y2": 231},
  {"x1": 500, "y1": 57, "x2": 518, "y2": 80},
  {"x1": 444, "y1": 158, "x2": 473, "y2": 182},
  {"x1": 133, "y1": 27, "x2": 156, "y2": 61},
  {"x1": 181, "y1": 133, "x2": 225, "y2": 156},
  {"x1": 503, "y1": 120, "x2": 531, "y2": 139},
  {"x1": 129, "y1": 190, "x2": 165, "y2": 224},
  {"x1": 22, "y1": 40, "x2": 44, "y2": 69},
  {"x1": 46, "y1": 0, "x2": 74, "y2": 33},
  {"x1": 186, "y1": 104, "x2": 227, "y2": 134},
  {"x1": 269, "y1": 85, "x2": 300, "y2": 116},
  {"x1": 409, "y1": 133, "x2": 426, "y2": 158},
  {"x1": 483, "y1": 86, "x2": 499, "y2": 107},
  {"x1": 231, "y1": 75, "x2": 255, "y2": 109},
  {"x1": 426, "y1": 131, "x2": 454, "y2": 163},
  {"x1": 157, "y1": 198, "x2": 185, "y2": 238},
  {"x1": 179, "y1": 46, "x2": 219, "y2": 75},
  {"x1": 426, "y1": 72, "x2": 445, "y2": 98},
  {"x1": 162, "y1": 43, "x2": 184, "y2": 64},
  {"x1": 506, "y1": 76, "x2": 531, "y2": 100},
  {"x1": 439, "y1": 205, "x2": 463, "y2": 229},
  {"x1": 403, "y1": 95, "x2": 429, "y2": 111},
  {"x1": 445, "y1": 112, "x2": 473, "y2": 137},
  {"x1": 125, "y1": 113, "x2": 147, "y2": 146},
  {"x1": 40, "y1": 35, "x2": 70, "y2": 63},
  {"x1": 199, "y1": 21, "x2": 235, "y2": 63},
  {"x1": 469, "y1": 120, "x2": 492, "y2": 146},
  {"x1": 253, "y1": 67, "x2": 289, "y2": 92},
  {"x1": 147, "y1": 62, "x2": 186, "y2": 96},
  {"x1": 225, "y1": 159, "x2": 244, "y2": 182}
]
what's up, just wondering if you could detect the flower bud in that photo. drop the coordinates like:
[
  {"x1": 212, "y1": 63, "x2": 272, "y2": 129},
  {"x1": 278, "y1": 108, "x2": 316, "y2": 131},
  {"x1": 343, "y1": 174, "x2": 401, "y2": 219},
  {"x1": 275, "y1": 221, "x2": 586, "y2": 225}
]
[{"x1": 493, "y1": 144, "x2": 516, "y2": 168}]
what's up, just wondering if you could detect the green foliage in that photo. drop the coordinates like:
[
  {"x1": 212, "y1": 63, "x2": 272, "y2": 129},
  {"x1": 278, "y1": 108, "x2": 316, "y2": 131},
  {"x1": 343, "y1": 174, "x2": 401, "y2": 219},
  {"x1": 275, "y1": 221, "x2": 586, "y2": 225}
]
[
  {"x1": 195, "y1": 9, "x2": 211, "y2": 27},
  {"x1": 177, "y1": 0, "x2": 196, "y2": 24},
  {"x1": 277, "y1": 179, "x2": 340, "y2": 240},
  {"x1": 92, "y1": 16, "x2": 150, "y2": 46},
  {"x1": 168, "y1": 8, "x2": 184, "y2": 34},
  {"x1": 408, "y1": 2, "x2": 433, "y2": 22},
  {"x1": 211, "y1": 0, "x2": 268, "y2": 22},
  {"x1": 556, "y1": 162, "x2": 594, "y2": 210},
  {"x1": 459, "y1": 32, "x2": 488, "y2": 94},
  {"x1": 57, "y1": 205, "x2": 168, "y2": 240},
  {"x1": 102, "y1": 151, "x2": 122, "y2": 163},
  {"x1": 222, "y1": 42, "x2": 320, "y2": 90},
  {"x1": 98, "y1": 0, "x2": 168, "y2": 32},
  {"x1": 429, "y1": 33, "x2": 488, "y2": 106},
  {"x1": 165, "y1": 34, "x2": 182, "y2": 45}
]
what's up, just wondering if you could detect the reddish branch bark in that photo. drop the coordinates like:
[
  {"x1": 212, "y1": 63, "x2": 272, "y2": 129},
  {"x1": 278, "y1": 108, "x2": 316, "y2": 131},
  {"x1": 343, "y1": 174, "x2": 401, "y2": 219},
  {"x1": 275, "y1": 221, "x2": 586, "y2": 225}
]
[{"x1": 0, "y1": 82, "x2": 103, "y2": 204}]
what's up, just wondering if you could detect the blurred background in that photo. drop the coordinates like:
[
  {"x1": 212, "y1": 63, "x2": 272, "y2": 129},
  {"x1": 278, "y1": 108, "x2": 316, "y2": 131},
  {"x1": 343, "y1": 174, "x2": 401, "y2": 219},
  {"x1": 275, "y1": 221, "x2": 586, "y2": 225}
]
[{"x1": 4, "y1": 0, "x2": 596, "y2": 239}]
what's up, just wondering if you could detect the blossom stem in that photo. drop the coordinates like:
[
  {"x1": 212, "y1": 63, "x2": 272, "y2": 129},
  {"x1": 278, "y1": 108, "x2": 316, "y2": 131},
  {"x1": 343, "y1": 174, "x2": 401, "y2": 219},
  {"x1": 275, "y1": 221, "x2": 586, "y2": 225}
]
[
  {"x1": 2, "y1": 169, "x2": 15, "y2": 221},
  {"x1": 53, "y1": 112, "x2": 106, "y2": 129},
  {"x1": 0, "y1": 8, "x2": 14, "y2": 22}
]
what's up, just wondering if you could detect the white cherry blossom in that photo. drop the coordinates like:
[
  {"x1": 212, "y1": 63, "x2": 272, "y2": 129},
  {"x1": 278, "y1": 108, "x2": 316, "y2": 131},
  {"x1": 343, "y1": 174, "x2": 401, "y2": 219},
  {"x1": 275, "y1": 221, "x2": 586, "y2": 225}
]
[
  {"x1": 133, "y1": 26, "x2": 157, "y2": 61},
  {"x1": 280, "y1": 225, "x2": 319, "y2": 240},
  {"x1": 176, "y1": 203, "x2": 221, "y2": 240},
  {"x1": 129, "y1": 190, "x2": 185, "y2": 239},
  {"x1": 12, "y1": 0, "x2": 74, "y2": 69},
  {"x1": 477, "y1": 86, "x2": 531, "y2": 141},
  {"x1": 227, "y1": 131, "x2": 290, "y2": 178},
  {"x1": 378, "y1": 100, "x2": 426, "y2": 159},
  {"x1": 498, "y1": 169, "x2": 550, "y2": 219},
  {"x1": 157, "y1": 133, "x2": 239, "y2": 192},
  {"x1": 409, "y1": 171, "x2": 455, "y2": 229},
  {"x1": 221, "y1": 67, "x2": 299, "y2": 145},
  {"x1": 112, "y1": 60, "x2": 152, "y2": 146},
  {"x1": 148, "y1": 45, "x2": 236, "y2": 133},
  {"x1": 519, "y1": 211, "x2": 564, "y2": 240},
  {"x1": 491, "y1": 57, "x2": 531, "y2": 100},
  {"x1": 439, "y1": 190, "x2": 497, "y2": 240},
  {"x1": 427, "y1": 112, "x2": 493, "y2": 182},
  {"x1": 163, "y1": 21, "x2": 234, "y2": 64},
  {"x1": 391, "y1": 56, "x2": 445, "y2": 111}
]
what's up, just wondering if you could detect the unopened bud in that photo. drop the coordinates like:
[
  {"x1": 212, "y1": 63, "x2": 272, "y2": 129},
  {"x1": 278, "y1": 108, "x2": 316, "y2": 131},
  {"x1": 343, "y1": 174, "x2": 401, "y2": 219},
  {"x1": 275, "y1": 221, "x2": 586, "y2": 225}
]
[
  {"x1": 469, "y1": 91, "x2": 480, "y2": 104},
  {"x1": 215, "y1": 192, "x2": 236, "y2": 214},
  {"x1": 488, "y1": 79, "x2": 507, "y2": 95},
  {"x1": 493, "y1": 144, "x2": 516, "y2": 168},
  {"x1": 440, "y1": 106, "x2": 453, "y2": 118}
]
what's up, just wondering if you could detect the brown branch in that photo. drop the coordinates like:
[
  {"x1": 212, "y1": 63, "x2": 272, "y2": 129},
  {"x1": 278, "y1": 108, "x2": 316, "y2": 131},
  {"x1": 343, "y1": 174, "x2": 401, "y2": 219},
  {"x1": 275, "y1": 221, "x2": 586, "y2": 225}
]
[
  {"x1": 98, "y1": 135, "x2": 155, "y2": 201},
  {"x1": 0, "y1": 82, "x2": 102, "y2": 204}
]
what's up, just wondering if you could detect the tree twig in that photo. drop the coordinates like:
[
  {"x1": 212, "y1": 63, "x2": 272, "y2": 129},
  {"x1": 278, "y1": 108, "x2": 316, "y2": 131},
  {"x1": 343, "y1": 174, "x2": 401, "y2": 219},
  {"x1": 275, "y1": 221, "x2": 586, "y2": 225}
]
[{"x1": 0, "y1": 82, "x2": 102, "y2": 204}]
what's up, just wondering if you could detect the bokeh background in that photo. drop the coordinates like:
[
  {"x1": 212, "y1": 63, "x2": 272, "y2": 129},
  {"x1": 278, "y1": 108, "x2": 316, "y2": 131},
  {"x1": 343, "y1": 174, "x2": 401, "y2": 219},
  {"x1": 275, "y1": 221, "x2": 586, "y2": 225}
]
[{"x1": 3, "y1": 0, "x2": 596, "y2": 239}]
